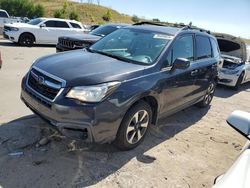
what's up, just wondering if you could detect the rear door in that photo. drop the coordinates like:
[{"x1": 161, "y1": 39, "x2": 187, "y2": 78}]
[
  {"x1": 159, "y1": 34, "x2": 199, "y2": 115},
  {"x1": 192, "y1": 35, "x2": 218, "y2": 99}
]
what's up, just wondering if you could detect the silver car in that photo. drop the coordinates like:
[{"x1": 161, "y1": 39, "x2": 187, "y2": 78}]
[
  {"x1": 215, "y1": 33, "x2": 250, "y2": 89},
  {"x1": 213, "y1": 110, "x2": 250, "y2": 188}
]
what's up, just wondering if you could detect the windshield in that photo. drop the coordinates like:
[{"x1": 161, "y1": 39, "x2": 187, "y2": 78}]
[
  {"x1": 90, "y1": 25, "x2": 119, "y2": 37},
  {"x1": 28, "y1": 18, "x2": 43, "y2": 25},
  {"x1": 90, "y1": 28, "x2": 171, "y2": 64}
]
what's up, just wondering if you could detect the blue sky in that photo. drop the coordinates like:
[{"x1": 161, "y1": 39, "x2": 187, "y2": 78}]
[{"x1": 74, "y1": 0, "x2": 250, "y2": 38}]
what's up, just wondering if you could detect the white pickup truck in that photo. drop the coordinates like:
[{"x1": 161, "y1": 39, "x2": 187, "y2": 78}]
[{"x1": 0, "y1": 9, "x2": 25, "y2": 34}]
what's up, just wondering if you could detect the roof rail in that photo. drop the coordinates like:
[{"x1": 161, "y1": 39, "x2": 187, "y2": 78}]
[
  {"x1": 181, "y1": 25, "x2": 211, "y2": 34},
  {"x1": 133, "y1": 21, "x2": 168, "y2": 27}
]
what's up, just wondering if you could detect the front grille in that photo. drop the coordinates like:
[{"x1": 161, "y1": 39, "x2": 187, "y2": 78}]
[
  {"x1": 59, "y1": 38, "x2": 75, "y2": 49},
  {"x1": 27, "y1": 68, "x2": 63, "y2": 101}
]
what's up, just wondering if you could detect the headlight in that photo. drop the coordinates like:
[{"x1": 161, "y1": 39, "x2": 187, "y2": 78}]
[
  {"x1": 10, "y1": 27, "x2": 19, "y2": 31},
  {"x1": 221, "y1": 69, "x2": 240, "y2": 75},
  {"x1": 66, "y1": 81, "x2": 121, "y2": 102}
]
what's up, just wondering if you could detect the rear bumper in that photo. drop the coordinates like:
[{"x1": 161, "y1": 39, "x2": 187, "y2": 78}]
[{"x1": 21, "y1": 75, "x2": 126, "y2": 143}]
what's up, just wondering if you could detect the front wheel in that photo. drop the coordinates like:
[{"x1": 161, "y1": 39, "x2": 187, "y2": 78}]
[
  {"x1": 196, "y1": 81, "x2": 216, "y2": 108},
  {"x1": 19, "y1": 33, "x2": 35, "y2": 47},
  {"x1": 114, "y1": 101, "x2": 152, "y2": 150},
  {"x1": 234, "y1": 72, "x2": 244, "y2": 90}
]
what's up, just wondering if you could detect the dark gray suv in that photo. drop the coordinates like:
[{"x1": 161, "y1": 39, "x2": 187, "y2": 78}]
[{"x1": 21, "y1": 24, "x2": 220, "y2": 150}]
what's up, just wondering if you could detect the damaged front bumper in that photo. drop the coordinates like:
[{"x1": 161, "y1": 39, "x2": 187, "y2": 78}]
[{"x1": 21, "y1": 76, "x2": 125, "y2": 144}]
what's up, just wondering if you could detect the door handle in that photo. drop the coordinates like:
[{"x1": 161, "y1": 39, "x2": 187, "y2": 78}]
[{"x1": 191, "y1": 69, "x2": 198, "y2": 76}]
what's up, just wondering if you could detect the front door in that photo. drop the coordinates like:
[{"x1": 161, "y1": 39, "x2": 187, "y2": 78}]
[{"x1": 159, "y1": 34, "x2": 199, "y2": 116}]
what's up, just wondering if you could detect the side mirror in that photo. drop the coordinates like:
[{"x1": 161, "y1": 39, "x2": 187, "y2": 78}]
[
  {"x1": 40, "y1": 24, "x2": 46, "y2": 28},
  {"x1": 172, "y1": 58, "x2": 190, "y2": 70},
  {"x1": 227, "y1": 110, "x2": 250, "y2": 140}
]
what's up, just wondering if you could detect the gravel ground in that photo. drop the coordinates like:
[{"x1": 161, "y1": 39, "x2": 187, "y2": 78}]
[{"x1": 0, "y1": 39, "x2": 250, "y2": 188}]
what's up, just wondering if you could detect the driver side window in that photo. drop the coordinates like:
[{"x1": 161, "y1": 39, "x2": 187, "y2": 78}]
[{"x1": 165, "y1": 35, "x2": 194, "y2": 67}]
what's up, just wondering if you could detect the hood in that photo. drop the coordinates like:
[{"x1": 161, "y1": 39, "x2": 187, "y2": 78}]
[
  {"x1": 33, "y1": 49, "x2": 145, "y2": 87},
  {"x1": 214, "y1": 33, "x2": 247, "y2": 62},
  {"x1": 59, "y1": 33, "x2": 101, "y2": 42},
  {"x1": 5, "y1": 22, "x2": 38, "y2": 28}
]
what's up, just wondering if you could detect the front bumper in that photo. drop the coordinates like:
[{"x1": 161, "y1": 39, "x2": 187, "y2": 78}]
[
  {"x1": 218, "y1": 71, "x2": 239, "y2": 87},
  {"x1": 56, "y1": 44, "x2": 84, "y2": 53},
  {"x1": 3, "y1": 31, "x2": 18, "y2": 42},
  {"x1": 21, "y1": 76, "x2": 125, "y2": 143}
]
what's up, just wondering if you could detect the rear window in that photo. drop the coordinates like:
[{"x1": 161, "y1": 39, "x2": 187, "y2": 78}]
[
  {"x1": 196, "y1": 35, "x2": 212, "y2": 59},
  {"x1": 210, "y1": 38, "x2": 220, "y2": 58},
  {"x1": 70, "y1": 22, "x2": 81, "y2": 29},
  {"x1": 90, "y1": 25, "x2": 118, "y2": 37}
]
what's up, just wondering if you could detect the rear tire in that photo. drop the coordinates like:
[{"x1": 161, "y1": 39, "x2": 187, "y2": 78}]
[
  {"x1": 233, "y1": 72, "x2": 244, "y2": 90},
  {"x1": 19, "y1": 33, "x2": 35, "y2": 47},
  {"x1": 196, "y1": 81, "x2": 216, "y2": 108},
  {"x1": 114, "y1": 101, "x2": 152, "y2": 150}
]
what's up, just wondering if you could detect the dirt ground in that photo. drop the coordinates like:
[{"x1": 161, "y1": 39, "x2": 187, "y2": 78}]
[{"x1": 0, "y1": 38, "x2": 250, "y2": 188}]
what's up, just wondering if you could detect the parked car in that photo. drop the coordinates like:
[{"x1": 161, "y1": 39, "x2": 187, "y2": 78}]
[
  {"x1": 0, "y1": 9, "x2": 28, "y2": 35},
  {"x1": 21, "y1": 24, "x2": 219, "y2": 150},
  {"x1": 3, "y1": 17, "x2": 85, "y2": 46},
  {"x1": 0, "y1": 51, "x2": 2, "y2": 69},
  {"x1": 213, "y1": 110, "x2": 250, "y2": 188},
  {"x1": 56, "y1": 24, "x2": 127, "y2": 52},
  {"x1": 215, "y1": 33, "x2": 250, "y2": 90}
]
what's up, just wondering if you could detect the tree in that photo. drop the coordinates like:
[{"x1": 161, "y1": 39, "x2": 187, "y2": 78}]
[
  {"x1": 152, "y1": 18, "x2": 160, "y2": 22},
  {"x1": 102, "y1": 10, "x2": 112, "y2": 22},
  {"x1": 0, "y1": 0, "x2": 45, "y2": 18},
  {"x1": 132, "y1": 15, "x2": 140, "y2": 23},
  {"x1": 69, "y1": 10, "x2": 80, "y2": 21},
  {"x1": 33, "y1": 4, "x2": 45, "y2": 18},
  {"x1": 54, "y1": 9, "x2": 65, "y2": 19}
]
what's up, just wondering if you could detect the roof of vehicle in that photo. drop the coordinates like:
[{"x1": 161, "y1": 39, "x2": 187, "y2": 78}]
[
  {"x1": 38, "y1": 17, "x2": 81, "y2": 24},
  {"x1": 128, "y1": 25, "x2": 180, "y2": 35},
  {"x1": 101, "y1": 23, "x2": 130, "y2": 28},
  {"x1": 127, "y1": 22, "x2": 213, "y2": 37}
]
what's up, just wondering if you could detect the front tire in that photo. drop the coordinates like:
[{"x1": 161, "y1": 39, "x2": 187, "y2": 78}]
[
  {"x1": 234, "y1": 72, "x2": 244, "y2": 90},
  {"x1": 196, "y1": 81, "x2": 216, "y2": 108},
  {"x1": 19, "y1": 33, "x2": 35, "y2": 47},
  {"x1": 114, "y1": 101, "x2": 152, "y2": 150}
]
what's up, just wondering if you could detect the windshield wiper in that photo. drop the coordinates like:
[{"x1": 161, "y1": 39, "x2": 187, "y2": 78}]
[{"x1": 90, "y1": 49, "x2": 132, "y2": 63}]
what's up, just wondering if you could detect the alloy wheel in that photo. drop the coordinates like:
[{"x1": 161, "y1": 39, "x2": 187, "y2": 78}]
[
  {"x1": 204, "y1": 83, "x2": 215, "y2": 105},
  {"x1": 126, "y1": 110, "x2": 149, "y2": 144}
]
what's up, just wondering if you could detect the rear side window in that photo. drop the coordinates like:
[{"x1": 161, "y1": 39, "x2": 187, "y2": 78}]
[
  {"x1": 44, "y1": 21, "x2": 69, "y2": 28},
  {"x1": 55, "y1": 21, "x2": 69, "y2": 28},
  {"x1": 165, "y1": 35, "x2": 194, "y2": 66},
  {"x1": 70, "y1": 22, "x2": 81, "y2": 29},
  {"x1": 210, "y1": 38, "x2": 220, "y2": 58},
  {"x1": 196, "y1": 36, "x2": 212, "y2": 59},
  {"x1": 44, "y1": 21, "x2": 55, "y2": 27},
  {"x1": 0, "y1": 11, "x2": 8, "y2": 18}
]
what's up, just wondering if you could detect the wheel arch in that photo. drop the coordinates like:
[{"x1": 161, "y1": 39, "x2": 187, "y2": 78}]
[
  {"x1": 124, "y1": 95, "x2": 159, "y2": 126},
  {"x1": 19, "y1": 32, "x2": 36, "y2": 43}
]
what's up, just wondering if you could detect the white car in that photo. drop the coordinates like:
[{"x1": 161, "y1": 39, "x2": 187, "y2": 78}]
[
  {"x1": 0, "y1": 9, "x2": 25, "y2": 34},
  {"x1": 213, "y1": 110, "x2": 250, "y2": 188},
  {"x1": 3, "y1": 17, "x2": 85, "y2": 46},
  {"x1": 215, "y1": 33, "x2": 250, "y2": 90}
]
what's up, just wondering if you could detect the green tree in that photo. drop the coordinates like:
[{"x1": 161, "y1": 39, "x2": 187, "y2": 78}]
[
  {"x1": 132, "y1": 15, "x2": 140, "y2": 23},
  {"x1": 69, "y1": 10, "x2": 80, "y2": 21},
  {"x1": 102, "y1": 10, "x2": 112, "y2": 22},
  {"x1": 54, "y1": 9, "x2": 65, "y2": 19},
  {"x1": 33, "y1": 4, "x2": 45, "y2": 18},
  {"x1": 0, "y1": 0, "x2": 45, "y2": 18}
]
